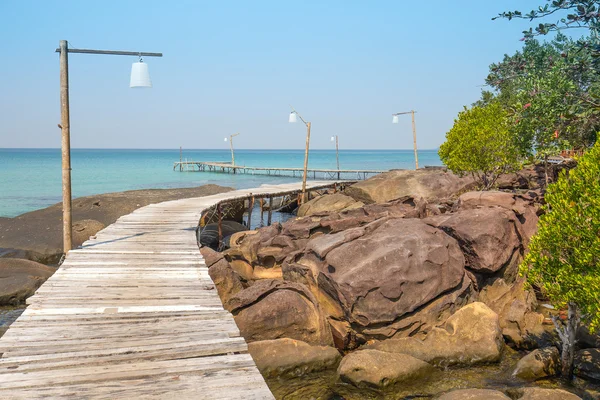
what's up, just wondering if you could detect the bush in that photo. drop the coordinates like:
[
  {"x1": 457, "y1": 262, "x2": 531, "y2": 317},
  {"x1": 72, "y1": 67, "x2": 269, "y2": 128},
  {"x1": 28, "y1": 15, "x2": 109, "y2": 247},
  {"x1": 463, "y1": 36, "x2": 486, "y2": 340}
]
[{"x1": 439, "y1": 102, "x2": 520, "y2": 190}]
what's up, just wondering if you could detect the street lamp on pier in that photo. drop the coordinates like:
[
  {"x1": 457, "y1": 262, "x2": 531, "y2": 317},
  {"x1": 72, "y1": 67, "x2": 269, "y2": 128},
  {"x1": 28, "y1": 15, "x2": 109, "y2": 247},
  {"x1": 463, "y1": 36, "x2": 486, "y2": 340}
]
[
  {"x1": 56, "y1": 40, "x2": 162, "y2": 254},
  {"x1": 392, "y1": 110, "x2": 419, "y2": 169},
  {"x1": 224, "y1": 133, "x2": 240, "y2": 166},
  {"x1": 331, "y1": 135, "x2": 340, "y2": 171},
  {"x1": 288, "y1": 106, "x2": 311, "y2": 204}
]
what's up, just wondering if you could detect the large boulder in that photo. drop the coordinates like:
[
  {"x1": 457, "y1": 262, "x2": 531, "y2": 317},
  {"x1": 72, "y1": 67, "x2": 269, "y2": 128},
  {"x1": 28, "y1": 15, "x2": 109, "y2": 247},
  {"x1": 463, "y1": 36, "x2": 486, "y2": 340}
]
[
  {"x1": 513, "y1": 347, "x2": 560, "y2": 380},
  {"x1": 297, "y1": 193, "x2": 364, "y2": 217},
  {"x1": 248, "y1": 338, "x2": 341, "y2": 378},
  {"x1": 425, "y1": 207, "x2": 522, "y2": 277},
  {"x1": 0, "y1": 258, "x2": 56, "y2": 305},
  {"x1": 438, "y1": 389, "x2": 510, "y2": 400},
  {"x1": 574, "y1": 348, "x2": 600, "y2": 382},
  {"x1": 455, "y1": 191, "x2": 540, "y2": 248},
  {"x1": 577, "y1": 326, "x2": 600, "y2": 349},
  {"x1": 201, "y1": 247, "x2": 245, "y2": 312},
  {"x1": 510, "y1": 387, "x2": 582, "y2": 400},
  {"x1": 312, "y1": 218, "x2": 466, "y2": 327},
  {"x1": 478, "y1": 278, "x2": 545, "y2": 348},
  {"x1": 230, "y1": 279, "x2": 332, "y2": 346},
  {"x1": 367, "y1": 303, "x2": 504, "y2": 366},
  {"x1": 198, "y1": 220, "x2": 248, "y2": 250},
  {"x1": 344, "y1": 168, "x2": 476, "y2": 204},
  {"x1": 337, "y1": 349, "x2": 434, "y2": 388}
]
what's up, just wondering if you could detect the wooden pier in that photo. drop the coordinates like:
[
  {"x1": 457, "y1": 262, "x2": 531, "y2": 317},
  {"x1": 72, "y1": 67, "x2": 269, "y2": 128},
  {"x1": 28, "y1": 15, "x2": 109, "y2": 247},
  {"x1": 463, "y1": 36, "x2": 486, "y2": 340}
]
[
  {"x1": 174, "y1": 161, "x2": 384, "y2": 180},
  {"x1": 0, "y1": 181, "x2": 338, "y2": 399}
]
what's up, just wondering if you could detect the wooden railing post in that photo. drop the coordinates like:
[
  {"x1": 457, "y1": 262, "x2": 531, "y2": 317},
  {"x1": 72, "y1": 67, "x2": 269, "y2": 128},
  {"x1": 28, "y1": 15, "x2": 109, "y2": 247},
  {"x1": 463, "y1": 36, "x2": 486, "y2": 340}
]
[
  {"x1": 267, "y1": 197, "x2": 273, "y2": 225},
  {"x1": 216, "y1": 203, "x2": 222, "y2": 244}
]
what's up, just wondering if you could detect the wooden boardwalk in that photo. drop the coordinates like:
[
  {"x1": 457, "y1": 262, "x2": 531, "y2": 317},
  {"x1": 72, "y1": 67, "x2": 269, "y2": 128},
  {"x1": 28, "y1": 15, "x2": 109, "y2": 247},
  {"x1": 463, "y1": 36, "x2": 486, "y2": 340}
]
[
  {"x1": 174, "y1": 160, "x2": 384, "y2": 180},
  {"x1": 0, "y1": 181, "x2": 333, "y2": 399}
]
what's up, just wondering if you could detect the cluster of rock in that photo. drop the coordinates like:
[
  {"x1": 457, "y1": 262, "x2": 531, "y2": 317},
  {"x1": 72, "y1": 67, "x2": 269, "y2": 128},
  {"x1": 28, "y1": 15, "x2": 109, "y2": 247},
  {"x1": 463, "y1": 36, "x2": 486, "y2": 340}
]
[{"x1": 198, "y1": 169, "x2": 600, "y2": 397}]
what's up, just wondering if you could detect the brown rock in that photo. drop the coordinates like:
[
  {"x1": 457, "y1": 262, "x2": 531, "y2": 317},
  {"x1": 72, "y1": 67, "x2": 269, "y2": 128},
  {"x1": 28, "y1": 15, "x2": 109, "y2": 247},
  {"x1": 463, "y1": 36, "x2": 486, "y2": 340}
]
[
  {"x1": 206, "y1": 258, "x2": 244, "y2": 312},
  {"x1": 72, "y1": 219, "x2": 105, "y2": 247},
  {"x1": 574, "y1": 348, "x2": 600, "y2": 382},
  {"x1": 297, "y1": 193, "x2": 364, "y2": 217},
  {"x1": 315, "y1": 218, "x2": 467, "y2": 328},
  {"x1": 438, "y1": 389, "x2": 510, "y2": 400},
  {"x1": 368, "y1": 303, "x2": 504, "y2": 366},
  {"x1": 248, "y1": 338, "x2": 341, "y2": 378},
  {"x1": 345, "y1": 168, "x2": 476, "y2": 204},
  {"x1": 0, "y1": 258, "x2": 56, "y2": 305},
  {"x1": 337, "y1": 349, "x2": 434, "y2": 388},
  {"x1": 425, "y1": 207, "x2": 522, "y2": 275},
  {"x1": 513, "y1": 347, "x2": 560, "y2": 380},
  {"x1": 231, "y1": 280, "x2": 332, "y2": 346},
  {"x1": 478, "y1": 278, "x2": 545, "y2": 348},
  {"x1": 512, "y1": 387, "x2": 582, "y2": 400}
]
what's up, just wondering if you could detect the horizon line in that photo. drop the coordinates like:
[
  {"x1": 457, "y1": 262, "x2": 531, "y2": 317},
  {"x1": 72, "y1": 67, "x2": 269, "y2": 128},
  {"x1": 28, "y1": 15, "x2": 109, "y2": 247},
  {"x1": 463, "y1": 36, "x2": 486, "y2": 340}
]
[{"x1": 0, "y1": 147, "x2": 440, "y2": 151}]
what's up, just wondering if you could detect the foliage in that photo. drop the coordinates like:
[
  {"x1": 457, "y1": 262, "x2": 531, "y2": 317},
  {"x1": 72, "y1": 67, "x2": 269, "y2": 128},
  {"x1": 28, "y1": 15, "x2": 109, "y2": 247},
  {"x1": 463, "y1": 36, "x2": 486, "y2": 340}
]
[
  {"x1": 486, "y1": 35, "x2": 600, "y2": 158},
  {"x1": 494, "y1": 0, "x2": 600, "y2": 39},
  {"x1": 521, "y1": 136, "x2": 600, "y2": 333},
  {"x1": 439, "y1": 102, "x2": 521, "y2": 190}
]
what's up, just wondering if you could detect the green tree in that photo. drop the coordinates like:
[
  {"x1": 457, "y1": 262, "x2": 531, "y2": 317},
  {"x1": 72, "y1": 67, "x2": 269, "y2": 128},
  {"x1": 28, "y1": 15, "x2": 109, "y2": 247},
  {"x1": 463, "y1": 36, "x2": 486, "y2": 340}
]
[
  {"x1": 521, "y1": 136, "x2": 600, "y2": 378},
  {"x1": 439, "y1": 102, "x2": 521, "y2": 190},
  {"x1": 484, "y1": 35, "x2": 600, "y2": 182}
]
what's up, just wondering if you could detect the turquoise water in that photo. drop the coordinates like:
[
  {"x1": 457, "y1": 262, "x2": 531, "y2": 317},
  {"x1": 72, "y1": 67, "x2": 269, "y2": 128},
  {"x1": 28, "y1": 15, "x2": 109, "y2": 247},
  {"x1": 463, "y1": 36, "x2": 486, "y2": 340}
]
[{"x1": 0, "y1": 149, "x2": 442, "y2": 217}]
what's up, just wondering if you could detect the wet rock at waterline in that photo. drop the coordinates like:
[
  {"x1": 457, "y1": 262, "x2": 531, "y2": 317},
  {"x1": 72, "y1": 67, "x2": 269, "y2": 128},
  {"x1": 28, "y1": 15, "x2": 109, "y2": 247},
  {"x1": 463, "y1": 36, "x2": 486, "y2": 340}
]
[
  {"x1": 437, "y1": 388, "x2": 511, "y2": 400},
  {"x1": 248, "y1": 338, "x2": 341, "y2": 378},
  {"x1": 297, "y1": 193, "x2": 364, "y2": 217},
  {"x1": 574, "y1": 348, "x2": 600, "y2": 382},
  {"x1": 229, "y1": 279, "x2": 333, "y2": 346},
  {"x1": 197, "y1": 220, "x2": 248, "y2": 250},
  {"x1": 0, "y1": 258, "x2": 56, "y2": 305},
  {"x1": 508, "y1": 387, "x2": 582, "y2": 400},
  {"x1": 337, "y1": 349, "x2": 435, "y2": 388},
  {"x1": 512, "y1": 347, "x2": 560, "y2": 380},
  {"x1": 366, "y1": 303, "x2": 504, "y2": 366}
]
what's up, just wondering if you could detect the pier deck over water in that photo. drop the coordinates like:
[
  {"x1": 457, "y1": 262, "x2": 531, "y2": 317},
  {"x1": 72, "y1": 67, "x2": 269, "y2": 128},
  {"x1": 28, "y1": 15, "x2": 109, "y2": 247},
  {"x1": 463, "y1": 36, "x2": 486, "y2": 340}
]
[
  {"x1": 174, "y1": 160, "x2": 385, "y2": 180},
  {"x1": 0, "y1": 181, "x2": 335, "y2": 399}
]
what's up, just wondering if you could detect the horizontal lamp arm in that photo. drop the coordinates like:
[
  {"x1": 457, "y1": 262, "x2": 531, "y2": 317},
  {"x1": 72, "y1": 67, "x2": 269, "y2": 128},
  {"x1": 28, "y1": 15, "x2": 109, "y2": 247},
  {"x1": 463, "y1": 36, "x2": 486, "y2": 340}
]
[
  {"x1": 55, "y1": 48, "x2": 163, "y2": 57},
  {"x1": 393, "y1": 110, "x2": 416, "y2": 116}
]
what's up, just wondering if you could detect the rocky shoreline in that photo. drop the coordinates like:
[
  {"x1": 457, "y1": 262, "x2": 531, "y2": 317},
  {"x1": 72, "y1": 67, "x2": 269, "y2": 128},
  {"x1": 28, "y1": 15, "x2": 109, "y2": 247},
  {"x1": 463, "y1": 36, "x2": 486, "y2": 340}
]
[{"x1": 201, "y1": 167, "x2": 600, "y2": 399}]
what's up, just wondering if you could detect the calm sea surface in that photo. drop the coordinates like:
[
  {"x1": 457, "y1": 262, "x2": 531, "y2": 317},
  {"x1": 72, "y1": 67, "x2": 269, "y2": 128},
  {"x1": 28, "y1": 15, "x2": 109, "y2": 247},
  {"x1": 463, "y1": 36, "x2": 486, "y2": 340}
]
[{"x1": 0, "y1": 149, "x2": 442, "y2": 217}]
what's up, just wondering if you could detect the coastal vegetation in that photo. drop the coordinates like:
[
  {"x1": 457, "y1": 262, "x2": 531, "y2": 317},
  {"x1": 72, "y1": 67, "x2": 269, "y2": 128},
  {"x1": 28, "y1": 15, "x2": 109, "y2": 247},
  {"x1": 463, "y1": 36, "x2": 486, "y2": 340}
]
[
  {"x1": 521, "y1": 137, "x2": 600, "y2": 378},
  {"x1": 438, "y1": 102, "x2": 520, "y2": 190}
]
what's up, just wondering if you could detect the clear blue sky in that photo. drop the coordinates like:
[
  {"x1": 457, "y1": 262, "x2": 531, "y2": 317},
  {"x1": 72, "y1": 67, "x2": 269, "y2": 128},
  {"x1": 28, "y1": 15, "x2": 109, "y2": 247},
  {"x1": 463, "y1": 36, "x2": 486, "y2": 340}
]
[{"x1": 0, "y1": 0, "x2": 547, "y2": 150}]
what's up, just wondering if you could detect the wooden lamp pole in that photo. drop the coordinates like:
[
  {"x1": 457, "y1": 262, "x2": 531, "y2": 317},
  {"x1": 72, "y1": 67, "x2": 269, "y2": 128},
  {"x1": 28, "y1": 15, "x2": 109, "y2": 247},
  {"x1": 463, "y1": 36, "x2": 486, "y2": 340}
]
[
  {"x1": 228, "y1": 133, "x2": 240, "y2": 166},
  {"x1": 392, "y1": 110, "x2": 419, "y2": 170},
  {"x1": 56, "y1": 40, "x2": 162, "y2": 254},
  {"x1": 289, "y1": 106, "x2": 311, "y2": 204}
]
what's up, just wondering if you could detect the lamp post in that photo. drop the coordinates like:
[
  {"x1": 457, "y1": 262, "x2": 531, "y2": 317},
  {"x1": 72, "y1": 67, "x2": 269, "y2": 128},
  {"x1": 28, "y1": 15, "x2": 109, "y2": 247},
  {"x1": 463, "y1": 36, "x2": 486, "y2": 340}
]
[
  {"x1": 56, "y1": 40, "x2": 162, "y2": 254},
  {"x1": 288, "y1": 106, "x2": 311, "y2": 204},
  {"x1": 392, "y1": 110, "x2": 419, "y2": 169},
  {"x1": 224, "y1": 132, "x2": 240, "y2": 166},
  {"x1": 330, "y1": 135, "x2": 340, "y2": 171}
]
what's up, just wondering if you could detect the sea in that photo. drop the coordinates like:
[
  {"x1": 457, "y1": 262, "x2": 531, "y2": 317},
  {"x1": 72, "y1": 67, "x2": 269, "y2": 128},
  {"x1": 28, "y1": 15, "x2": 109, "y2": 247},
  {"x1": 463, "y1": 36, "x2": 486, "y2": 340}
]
[{"x1": 0, "y1": 148, "x2": 442, "y2": 217}]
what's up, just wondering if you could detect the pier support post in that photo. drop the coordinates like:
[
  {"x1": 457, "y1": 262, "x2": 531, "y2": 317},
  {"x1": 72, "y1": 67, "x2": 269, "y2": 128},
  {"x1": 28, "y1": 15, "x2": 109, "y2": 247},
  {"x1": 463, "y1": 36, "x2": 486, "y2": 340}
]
[
  {"x1": 247, "y1": 196, "x2": 255, "y2": 230},
  {"x1": 59, "y1": 40, "x2": 73, "y2": 254},
  {"x1": 217, "y1": 203, "x2": 223, "y2": 245}
]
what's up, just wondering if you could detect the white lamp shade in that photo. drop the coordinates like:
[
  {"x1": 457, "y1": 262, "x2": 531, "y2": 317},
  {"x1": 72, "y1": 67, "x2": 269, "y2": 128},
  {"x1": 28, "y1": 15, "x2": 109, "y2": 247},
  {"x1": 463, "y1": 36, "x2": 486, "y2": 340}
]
[
  {"x1": 288, "y1": 112, "x2": 297, "y2": 123},
  {"x1": 224, "y1": 137, "x2": 228, "y2": 142},
  {"x1": 130, "y1": 62, "x2": 152, "y2": 88},
  {"x1": 392, "y1": 115, "x2": 399, "y2": 124},
  {"x1": 331, "y1": 136, "x2": 335, "y2": 141}
]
